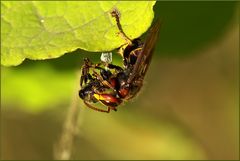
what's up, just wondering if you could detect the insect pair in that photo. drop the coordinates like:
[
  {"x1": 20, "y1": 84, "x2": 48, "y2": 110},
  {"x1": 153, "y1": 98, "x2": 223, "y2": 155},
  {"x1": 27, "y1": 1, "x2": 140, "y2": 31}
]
[{"x1": 79, "y1": 8, "x2": 160, "y2": 113}]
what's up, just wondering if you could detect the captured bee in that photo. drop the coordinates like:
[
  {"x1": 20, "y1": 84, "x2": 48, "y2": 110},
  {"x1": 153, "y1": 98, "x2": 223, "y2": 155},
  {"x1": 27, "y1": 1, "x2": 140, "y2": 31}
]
[{"x1": 79, "y1": 8, "x2": 161, "y2": 113}]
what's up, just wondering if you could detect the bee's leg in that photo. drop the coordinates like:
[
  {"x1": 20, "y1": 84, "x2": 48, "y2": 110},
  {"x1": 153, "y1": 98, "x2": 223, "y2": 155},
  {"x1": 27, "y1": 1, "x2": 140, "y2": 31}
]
[
  {"x1": 92, "y1": 70, "x2": 115, "y2": 90},
  {"x1": 80, "y1": 58, "x2": 104, "y2": 87},
  {"x1": 80, "y1": 73, "x2": 93, "y2": 87},
  {"x1": 111, "y1": 8, "x2": 132, "y2": 45},
  {"x1": 80, "y1": 59, "x2": 91, "y2": 87},
  {"x1": 107, "y1": 63, "x2": 123, "y2": 72},
  {"x1": 83, "y1": 61, "x2": 114, "y2": 89},
  {"x1": 92, "y1": 62, "x2": 123, "y2": 79},
  {"x1": 84, "y1": 101, "x2": 110, "y2": 113}
]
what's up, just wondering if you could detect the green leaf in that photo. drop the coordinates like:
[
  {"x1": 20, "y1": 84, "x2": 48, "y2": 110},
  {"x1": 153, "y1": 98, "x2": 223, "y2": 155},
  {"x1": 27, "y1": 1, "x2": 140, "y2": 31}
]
[{"x1": 1, "y1": 1, "x2": 156, "y2": 66}]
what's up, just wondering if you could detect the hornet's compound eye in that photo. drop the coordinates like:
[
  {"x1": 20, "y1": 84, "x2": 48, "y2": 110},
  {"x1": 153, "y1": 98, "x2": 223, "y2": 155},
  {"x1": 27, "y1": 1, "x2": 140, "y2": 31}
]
[{"x1": 101, "y1": 52, "x2": 112, "y2": 64}]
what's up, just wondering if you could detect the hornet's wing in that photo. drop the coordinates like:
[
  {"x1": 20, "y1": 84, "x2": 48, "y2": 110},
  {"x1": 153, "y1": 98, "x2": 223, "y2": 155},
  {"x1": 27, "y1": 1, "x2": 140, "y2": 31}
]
[{"x1": 127, "y1": 20, "x2": 161, "y2": 84}]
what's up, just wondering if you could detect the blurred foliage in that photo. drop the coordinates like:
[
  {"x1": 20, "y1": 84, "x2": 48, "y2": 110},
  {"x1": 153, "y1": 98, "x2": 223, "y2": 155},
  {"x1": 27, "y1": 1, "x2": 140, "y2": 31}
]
[
  {"x1": 1, "y1": 64, "x2": 76, "y2": 113},
  {"x1": 1, "y1": 1, "x2": 155, "y2": 66},
  {"x1": 76, "y1": 110, "x2": 206, "y2": 159},
  {"x1": 1, "y1": 1, "x2": 239, "y2": 160},
  {"x1": 154, "y1": 1, "x2": 237, "y2": 56}
]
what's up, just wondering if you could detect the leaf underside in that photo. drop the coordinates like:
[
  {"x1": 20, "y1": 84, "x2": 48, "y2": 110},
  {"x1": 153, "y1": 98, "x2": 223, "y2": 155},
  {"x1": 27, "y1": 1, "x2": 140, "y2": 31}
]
[{"x1": 1, "y1": 1, "x2": 156, "y2": 66}]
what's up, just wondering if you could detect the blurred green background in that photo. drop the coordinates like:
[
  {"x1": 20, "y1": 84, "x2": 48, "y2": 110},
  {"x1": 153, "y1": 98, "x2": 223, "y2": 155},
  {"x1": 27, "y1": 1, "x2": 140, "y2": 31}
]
[{"x1": 1, "y1": 1, "x2": 239, "y2": 160}]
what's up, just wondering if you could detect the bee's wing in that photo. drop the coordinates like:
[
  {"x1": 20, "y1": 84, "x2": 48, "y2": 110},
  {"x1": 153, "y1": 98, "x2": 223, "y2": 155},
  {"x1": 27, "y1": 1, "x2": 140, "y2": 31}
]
[{"x1": 127, "y1": 20, "x2": 161, "y2": 84}]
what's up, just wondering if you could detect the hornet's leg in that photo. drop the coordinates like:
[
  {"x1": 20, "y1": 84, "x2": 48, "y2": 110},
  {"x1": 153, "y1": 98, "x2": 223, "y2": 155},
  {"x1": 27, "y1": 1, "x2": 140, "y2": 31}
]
[
  {"x1": 84, "y1": 101, "x2": 110, "y2": 113},
  {"x1": 107, "y1": 63, "x2": 123, "y2": 72},
  {"x1": 84, "y1": 101, "x2": 117, "y2": 113},
  {"x1": 111, "y1": 8, "x2": 132, "y2": 45},
  {"x1": 80, "y1": 58, "x2": 104, "y2": 87},
  {"x1": 80, "y1": 58, "x2": 92, "y2": 87},
  {"x1": 92, "y1": 70, "x2": 116, "y2": 91}
]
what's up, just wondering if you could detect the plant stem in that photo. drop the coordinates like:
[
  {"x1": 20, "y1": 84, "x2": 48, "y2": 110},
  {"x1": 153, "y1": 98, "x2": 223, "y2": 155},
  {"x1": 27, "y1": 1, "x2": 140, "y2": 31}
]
[{"x1": 54, "y1": 72, "x2": 83, "y2": 160}]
